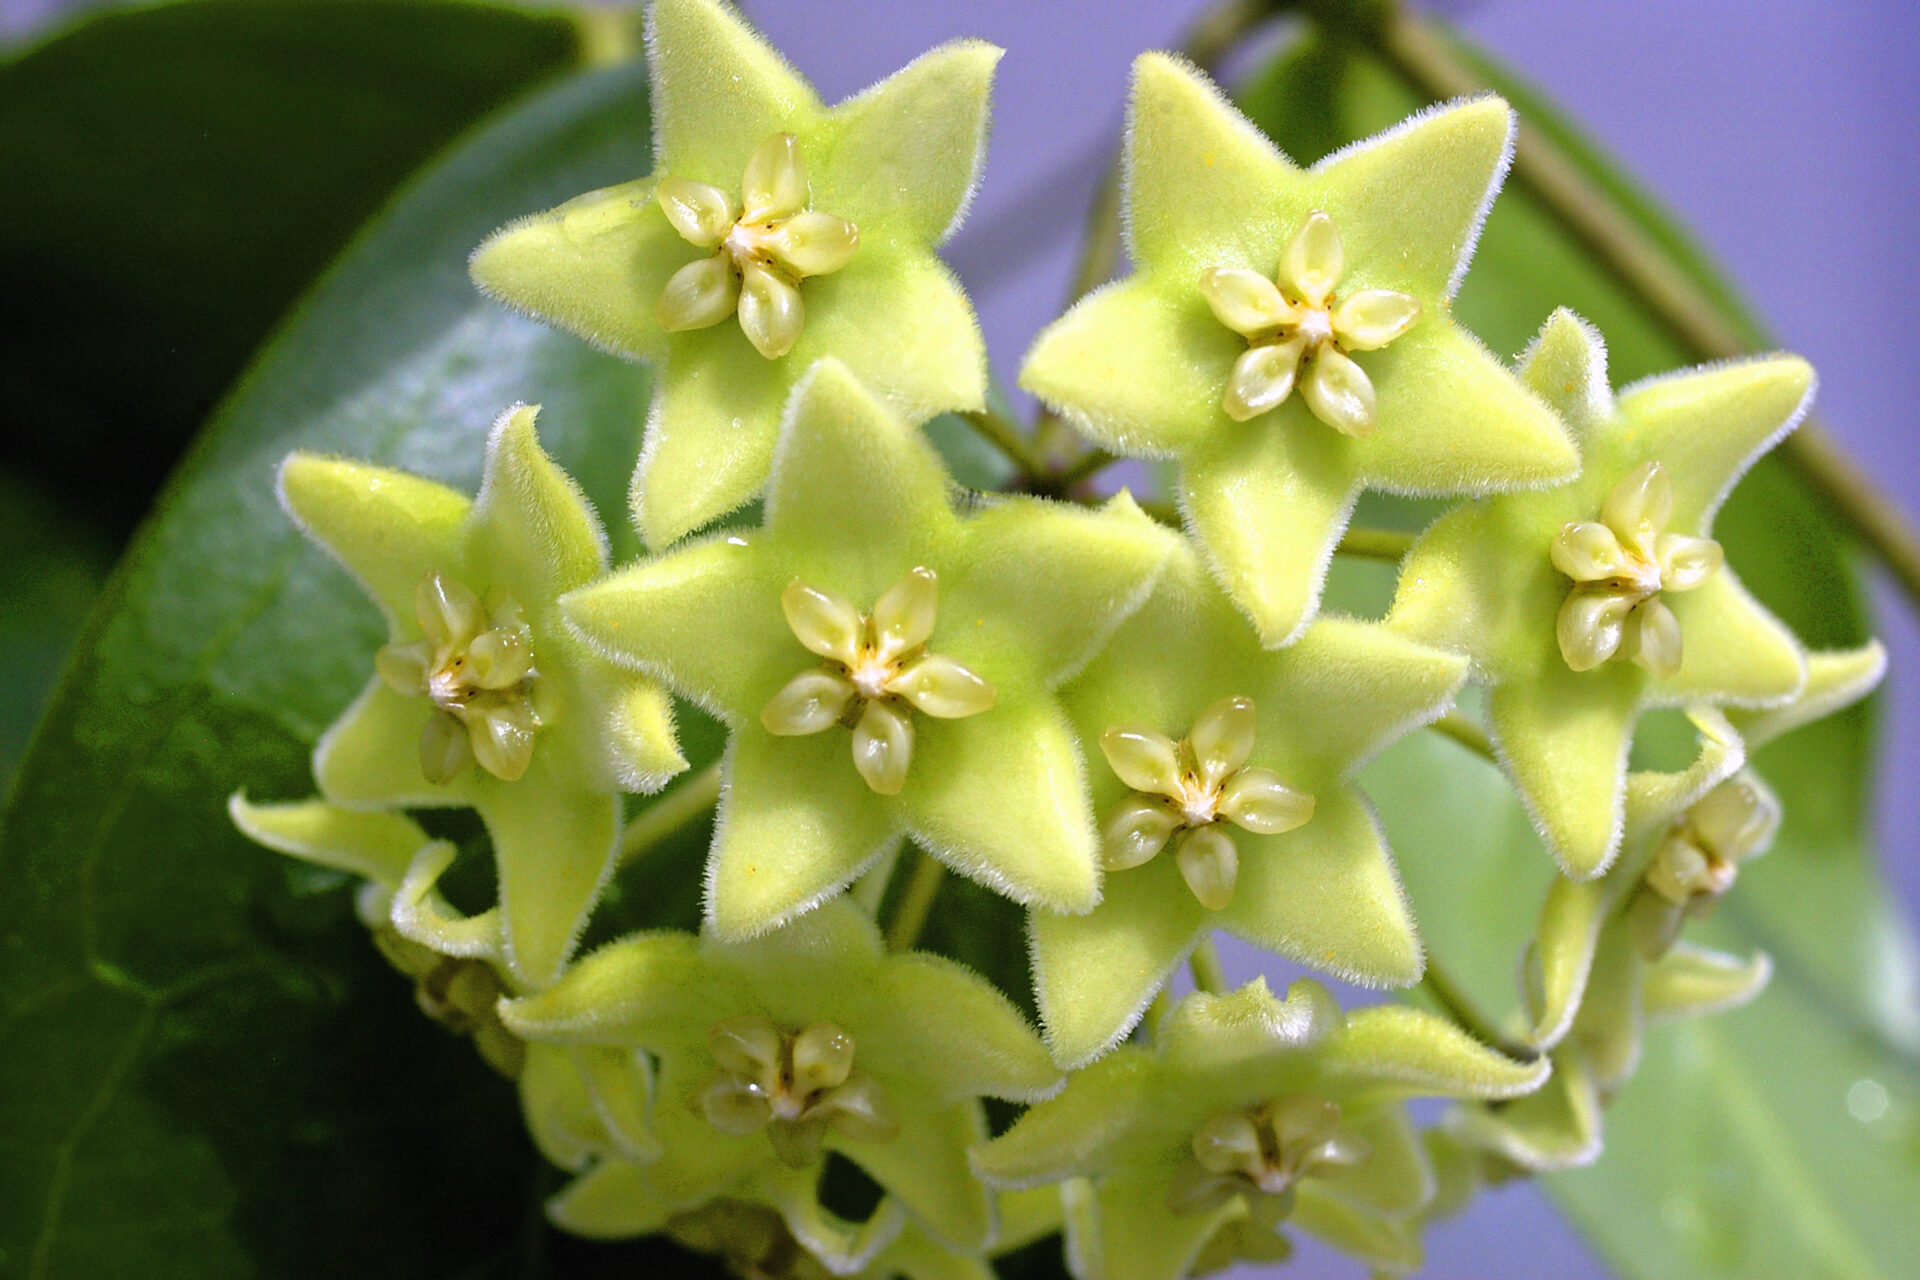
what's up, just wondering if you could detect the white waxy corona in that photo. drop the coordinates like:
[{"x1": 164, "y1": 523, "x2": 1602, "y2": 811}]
[
  {"x1": 1199, "y1": 210, "x2": 1421, "y2": 435},
  {"x1": 697, "y1": 1016, "x2": 898, "y2": 1166},
  {"x1": 761, "y1": 567, "x2": 996, "y2": 795},
  {"x1": 1630, "y1": 775, "x2": 1780, "y2": 959},
  {"x1": 375, "y1": 573, "x2": 540, "y2": 785},
  {"x1": 655, "y1": 133, "x2": 860, "y2": 359},
  {"x1": 1551, "y1": 461, "x2": 1724, "y2": 679},
  {"x1": 1097, "y1": 696, "x2": 1314, "y2": 910},
  {"x1": 1168, "y1": 1096, "x2": 1368, "y2": 1215}
]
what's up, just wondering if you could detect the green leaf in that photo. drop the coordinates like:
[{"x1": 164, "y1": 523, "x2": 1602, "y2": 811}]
[
  {"x1": 0, "y1": 0, "x2": 585, "y2": 538},
  {"x1": 0, "y1": 58, "x2": 721, "y2": 1275},
  {"x1": 1239, "y1": 26, "x2": 1917, "y2": 1279},
  {"x1": 1553, "y1": 977, "x2": 1920, "y2": 1280},
  {"x1": 0, "y1": 467, "x2": 109, "y2": 793}
]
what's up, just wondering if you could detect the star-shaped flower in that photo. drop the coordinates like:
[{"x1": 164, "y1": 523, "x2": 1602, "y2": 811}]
[
  {"x1": 971, "y1": 979, "x2": 1548, "y2": 1280},
  {"x1": 1388, "y1": 310, "x2": 1812, "y2": 878},
  {"x1": 1034, "y1": 545, "x2": 1467, "y2": 1067},
  {"x1": 1522, "y1": 707, "x2": 1751, "y2": 1055},
  {"x1": 562, "y1": 360, "x2": 1176, "y2": 939},
  {"x1": 1451, "y1": 644, "x2": 1883, "y2": 1172},
  {"x1": 498, "y1": 899, "x2": 1060, "y2": 1263},
  {"x1": 1451, "y1": 913, "x2": 1773, "y2": 1177},
  {"x1": 276, "y1": 405, "x2": 686, "y2": 986},
  {"x1": 1020, "y1": 54, "x2": 1576, "y2": 647},
  {"x1": 227, "y1": 795, "x2": 663, "y2": 1172},
  {"x1": 470, "y1": 0, "x2": 998, "y2": 548}
]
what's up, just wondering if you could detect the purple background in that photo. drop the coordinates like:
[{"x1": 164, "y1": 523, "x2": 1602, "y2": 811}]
[{"x1": 740, "y1": 2, "x2": 1920, "y2": 1277}]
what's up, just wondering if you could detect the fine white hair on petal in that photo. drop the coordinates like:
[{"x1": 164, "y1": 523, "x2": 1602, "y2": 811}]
[
  {"x1": 1178, "y1": 476, "x2": 1360, "y2": 651},
  {"x1": 1029, "y1": 911, "x2": 1198, "y2": 1073},
  {"x1": 1117, "y1": 51, "x2": 1294, "y2": 266},
  {"x1": 829, "y1": 38, "x2": 1006, "y2": 246},
  {"x1": 1485, "y1": 705, "x2": 1631, "y2": 882},
  {"x1": 699, "y1": 734, "x2": 907, "y2": 942},
  {"x1": 1516, "y1": 306, "x2": 1615, "y2": 431},
  {"x1": 471, "y1": 402, "x2": 613, "y2": 569},
  {"x1": 1312, "y1": 92, "x2": 1516, "y2": 302},
  {"x1": 1615, "y1": 352, "x2": 1817, "y2": 527}
]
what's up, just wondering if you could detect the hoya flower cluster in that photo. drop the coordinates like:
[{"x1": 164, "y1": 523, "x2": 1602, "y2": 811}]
[{"x1": 232, "y1": 1, "x2": 1884, "y2": 1275}]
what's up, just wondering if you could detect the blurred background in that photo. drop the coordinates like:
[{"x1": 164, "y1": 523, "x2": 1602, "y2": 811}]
[{"x1": 2, "y1": 1, "x2": 1914, "y2": 1277}]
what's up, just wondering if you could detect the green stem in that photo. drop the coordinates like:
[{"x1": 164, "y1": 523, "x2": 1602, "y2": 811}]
[
  {"x1": 1422, "y1": 957, "x2": 1536, "y2": 1062},
  {"x1": 1143, "y1": 987, "x2": 1173, "y2": 1041},
  {"x1": 958, "y1": 407, "x2": 1049, "y2": 481},
  {"x1": 1190, "y1": 936, "x2": 1228, "y2": 994},
  {"x1": 572, "y1": 8, "x2": 643, "y2": 67},
  {"x1": 1369, "y1": 10, "x2": 1920, "y2": 609},
  {"x1": 1132, "y1": 497, "x2": 1414, "y2": 566},
  {"x1": 851, "y1": 846, "x2": 903, "y2": 917},
  {"x1": 1335, "y1": 525, "x2": 1413, "y2": 561},
  {"x1": 1053, "y1": 446, "x2": 1120, "y2": 490},
  {"x1": 616, "y1": 760, "x2": 721, "y2": 866},
  {"x1": 883, "y1": 850, "x2": 948, "y2": 951},
  {"x1": 1429, "y1": 710, "x2": 1496, "y2": 762}
]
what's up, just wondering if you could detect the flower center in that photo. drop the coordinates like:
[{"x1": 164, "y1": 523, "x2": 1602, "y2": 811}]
[
  {"x1": 375, "y1": 572, "x2": 540, "y2": 785},
  {"x1": 1551, "y1": 460, "x2": 1724, "y2": 679},
  {"x1": 846, "y1": 650, "x2": 898, "y2": 703},
  {"x1": 697, "y1": 1016, "x2": 898, "y2": 1167},
  {"x1": 1097, "y1": 696, "x2": 1314, "y2": 911},
  {"x1": 1199, "y1": 209, "x2": 1420, "y2": 436},
  {"x1": 1173, "y1": 774, "x2": 1224, "y2": 828},
  {"x1": 654, "y1": 132, "x2": 859, "y2": 360},
  {"x1": 1170, "y1": 1097, "x2": 1368, "y2": 1216},
  {"x1": 1629, "y1": 775, "x2": 1778, "y2": 958},
  {"x1": 1291, "y1": 303, "x2": 1334, "y2": 348},
  {"x1": 761, "y1": 567, "x2": 996, "y2": 795},
  {"x1": 721, "y1": 219, "x2": 776, "y2": 266}
]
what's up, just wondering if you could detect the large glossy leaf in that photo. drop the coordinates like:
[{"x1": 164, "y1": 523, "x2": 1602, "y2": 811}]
[
  {"x1": 0, "y1": 468, "x2": 109, "y2": 794},
  {"x1": 0, "y1": 0, "x2": 584, "y2": 538},
  {"x1": 1242, "y1": 29, "x2": 1920, "y2": 1280},
  {"x1": 0, "y1": 55, "x2": 739, "y2": 1276}
]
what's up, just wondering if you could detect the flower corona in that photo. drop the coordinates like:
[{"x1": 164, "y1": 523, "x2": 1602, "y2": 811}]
[
  {"x1": 655, "y1": 133, "x2": 859, "y2": 358},
  {"x1": 1097, "y1": 695, "x2": 1313, "y2": 909},
  {"x1": 1201, "y1": 211, "x2": 1421, "y2": 433},
  {"x1": 761, "y1": 567, "x2": 996, "y2": 794}
]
